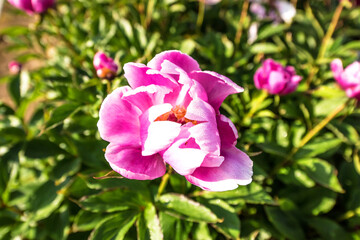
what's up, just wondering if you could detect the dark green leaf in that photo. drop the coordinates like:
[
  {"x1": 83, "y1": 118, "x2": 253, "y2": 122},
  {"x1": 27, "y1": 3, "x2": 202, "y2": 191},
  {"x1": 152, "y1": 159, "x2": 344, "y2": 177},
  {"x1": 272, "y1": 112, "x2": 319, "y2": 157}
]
[
  {"x1": 144, "y1": 203, "x2": 163, "y2": 240},
  {"x1": 296, "y1": 158, "x2": 344, "y2": 193},
  {"x1": 158, "y1": 193, "x2": 218, "y2": 223},
  {"x1": 195, "y1": 182, "x2": 275, "y2": 205},
  {"x1": 89, "y1": 210, "x2": 138, "y2": 240},
  {"x1": 46, "y1": 103, "x2": 80, "y2": 129},
  {"x1": 265, "y1": 206, "x2": 305, "y2": 240},
  {"x1": 79, "y1": 188, "x2": 145, "y2": 213}
]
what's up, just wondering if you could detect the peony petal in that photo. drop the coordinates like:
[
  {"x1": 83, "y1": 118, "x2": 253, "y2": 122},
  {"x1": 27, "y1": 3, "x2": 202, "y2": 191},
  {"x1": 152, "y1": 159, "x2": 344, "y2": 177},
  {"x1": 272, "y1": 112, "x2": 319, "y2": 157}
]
[
  {"x1": 217, "y1": 114, "x2": 238, "y2": 146},
  {"x1": 8, "y1": 0, "x2": 34, "y2": 13},
  {"x1": 268, "y1": 71, "x2": 286, "y2": 94},
  {"x1": 105, "y1": 143, "x2": 166, "y2": 180},
  {"x1": 189, "y1": 71, "x2": 244, "y2": 110},
  {"x1": 185, "y1": 146, "x2": 253, "y2": 191},
  {"x1": 331, "y1": 58, "x2": 344, "y2": 81},
  {"x1": 163, "y1": 137, "x2": 208, "y2": 175},
  {"x1": 186, "y1": 99, "x2": 221, "y2": 155},
  {"x1": 346, "y1": 85, "x2": 360, "y2": 100},
  {"x1": 147, "y1": 50, "x2": 201, "y2": 73},
  {"x1": 97, "y1": 87, "x2": 142, "y2": 147},
  {"x1": 280, "y1": 75, "x2": 302, "y2": 95},
  {"x1": 140, "y1": 104, "x2": 181, "y2": 156},
  {"x1": 122, "y1": 84, "x2": 172, "y2": 112},
  {"x1": 31, "y1": 0, "x2": 54, "y2": 13},
  {"x1": 124, "y1": 62, "x2": 178, "y2": 89}
]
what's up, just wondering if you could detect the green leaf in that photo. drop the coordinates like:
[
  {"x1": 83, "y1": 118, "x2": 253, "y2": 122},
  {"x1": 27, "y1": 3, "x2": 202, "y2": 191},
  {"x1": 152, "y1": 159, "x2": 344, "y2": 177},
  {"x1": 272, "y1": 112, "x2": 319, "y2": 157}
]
[
  {"x1": 79, "y1": 188, "x2": 145, "y2": 213},
  {"x1": 158, "y1": 193, "x2": 218, "y2": 223},
  {"x1": 265, "y1": 206, "x2": 305, "y2": 240},
  {"x1": 73, "y1": 210, "x2": 108, "y2": 232},
  {"x1": 308, "y1": 217, "x2": 352, "y2": 240},
  {"x1": 278, "y1": 167, "x2": 316, "y2": 188},
  {"x1": 193, "y1": 222, "x2": 212, "y2": 240},
  {"x1": 195, "y1": 182, "x2": 275, "y2": 205},
  {"x1": 257, "y1": 24, "x2": 288, "y2": 41},
  {"x1": 46, "y1": 103, "x2": 80, "y2": 129},
  {"x1": 256, "y1": 143, "x2": 288, "y2": 158},
  {"x1": 8, "y1": 75, "x2": 20, "y2": 106},
  {"x1": 250, "y1": 43, "x2": 281, "y2": 54},
  {"x1": 45, "y1": 205, "x2": 69, "y2": 240},
  {"x1": 144, "y1": 203, "x2": 163, "y2": 240},
  {"x1": 75, "y1": 140, "x2": 109, "y2": 169},
  {"x1": 314, "y1": 97, "x2": 347, "y2": 117},
  {"x1": 27, "y1": 180, "x2": 66, "y2": 221},
  {"x1": 89, "y1": 210, "x2": 138, "y2": 240},
  {"x1": 24, "y1": 139, "x2": 65, "y2": 159},
  {"x1": 294, "y1": 138, "x2": 342, "y2": 159},
  {"x1": 205, "y1": 199, "x2": 240, "y2": 239},
  {"x1": 296, "y1": 158, "x2": 344, "y2": 193}
]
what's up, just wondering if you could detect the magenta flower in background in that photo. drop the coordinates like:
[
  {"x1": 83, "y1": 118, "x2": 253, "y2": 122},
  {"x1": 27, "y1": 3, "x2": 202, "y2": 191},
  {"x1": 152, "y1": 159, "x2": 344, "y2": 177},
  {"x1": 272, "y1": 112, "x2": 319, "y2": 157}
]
[
  {"x1": 331, "y1": 59, "x2": 360, "y2": 101},
  {"x1": 8, "y1": 61, "x2": 22, "y2": 75},
  {"x1": 97, "y1": 50, "x2": 253, "y2": 191},
  {"x1": 93, "y1": 52, "x2": 118, "y2": 80},
  {"x1": 254, "y1": 59, "x2": 302, "y2": 95},
  {"x1": 7, "y1": 0, "x2": 55, "y2": 14}
]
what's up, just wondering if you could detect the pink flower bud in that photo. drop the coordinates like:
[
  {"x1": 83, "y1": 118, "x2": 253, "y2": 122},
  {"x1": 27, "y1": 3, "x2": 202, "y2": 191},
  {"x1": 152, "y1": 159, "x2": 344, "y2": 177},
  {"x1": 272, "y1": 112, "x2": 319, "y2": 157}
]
[
  {"x1": 93, "y1": 52, "x2": 118, "y2": 80},
  {"x1": 331, "y1": 59, "x2": 360, "y2": 101},
  {"x1": 7, "y1": 0, "x2": 55, "y2": 14},
  {"x1": 8, "y1": 61, "x2": 22, "y2": 75},
  {"x1": 254, "y1": 59, "x2": 302, "y2": 95}
]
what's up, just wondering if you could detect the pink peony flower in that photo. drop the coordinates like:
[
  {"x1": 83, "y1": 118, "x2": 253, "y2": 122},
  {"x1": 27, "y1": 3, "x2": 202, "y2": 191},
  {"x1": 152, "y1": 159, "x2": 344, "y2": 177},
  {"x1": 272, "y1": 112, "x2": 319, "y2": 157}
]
[
  {"x1": 7, "y1": 0, "x2": 55, "y2": 14},
  {"x1": 97, "y1": 50, "x2": 253, "y2": 191},
  {"x1": 331, "y1": 58, "x2": 360, "y2": 101},
  {"x1": 8, "y1": 61, "x2": 22, "y2": 75},
  {"x1": 93, "y1": 52, "x2": 118, "y2": 80},
  {"x1": 254, "y1": 59, "x2": 302, "y2": 95}
]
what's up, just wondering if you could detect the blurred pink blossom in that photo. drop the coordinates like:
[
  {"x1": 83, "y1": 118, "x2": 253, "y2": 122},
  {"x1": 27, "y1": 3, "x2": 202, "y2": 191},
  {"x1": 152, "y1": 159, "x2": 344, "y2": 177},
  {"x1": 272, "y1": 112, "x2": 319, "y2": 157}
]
[
  {"x1": 97, "y1": 50, "x2": 253, "y2": 191},
  {"x1": 8, "y1": 61, "x2": 22, "y2": 75},
  {"x1": 254, "y1": 59, "x2": 302, "y2": 95},
  {"x1": 331, "y1": 59, "x2": 360, "y2": 101},
  {"x1": 7, "y1": 0, "x2": 55, "y2": 14},
  {"x1": 93, "y1": 52, "x2": 118, "y2": 80}
]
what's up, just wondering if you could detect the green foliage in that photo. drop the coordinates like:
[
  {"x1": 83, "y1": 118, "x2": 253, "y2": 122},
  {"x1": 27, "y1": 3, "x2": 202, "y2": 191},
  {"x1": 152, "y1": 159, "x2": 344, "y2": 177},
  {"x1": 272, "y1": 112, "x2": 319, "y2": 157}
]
[{"x1": 1, "y1": 0, "x2": 360, "y2": 239}]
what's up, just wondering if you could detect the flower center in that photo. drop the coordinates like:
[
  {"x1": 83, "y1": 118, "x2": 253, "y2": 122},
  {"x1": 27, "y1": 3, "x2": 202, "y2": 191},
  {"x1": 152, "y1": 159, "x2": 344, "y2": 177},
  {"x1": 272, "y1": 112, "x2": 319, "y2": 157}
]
[{"x1": 155, "y1": 105, "x2": 197, "y2": 125}]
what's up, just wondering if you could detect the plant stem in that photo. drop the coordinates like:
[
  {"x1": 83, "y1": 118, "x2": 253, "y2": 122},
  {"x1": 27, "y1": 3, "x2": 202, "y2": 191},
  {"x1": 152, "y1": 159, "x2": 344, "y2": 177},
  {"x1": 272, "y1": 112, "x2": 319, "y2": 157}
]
[
  {"x1": 317, "y1": 1, "x2": 345, "y2": 60},
  {"x1": 145, "y1": 0, "x2": 155, "y2": 29},
  {"x1": 157, "y1": 167, "x2": 172, "y2": 198},
  {"x1": 106, "y1": 80, "x2": 111, "y2": 94},
  {"x1": 269, "y1": 100, "x2": 348, "y2": 178},
  {"x1": 196, "y1": 0, "x2": 205, "y2": 29},
  {"x1": 234, "y1": 0, "x2": 249, "y2": 47},
  {"x1": 306, "y1": 0, "x2": 345, "y2": 87}
]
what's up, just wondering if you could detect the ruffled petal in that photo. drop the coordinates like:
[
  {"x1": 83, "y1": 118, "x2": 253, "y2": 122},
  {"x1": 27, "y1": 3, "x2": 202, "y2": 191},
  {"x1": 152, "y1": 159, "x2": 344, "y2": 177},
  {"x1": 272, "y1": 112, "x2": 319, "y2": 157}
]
[
  {"x1": 124, "y1": 62, "x2": 178, "y2": 89},
  {"x1": 217, "y1": 114, "x2": 238, "y2": 146},
  {"x1": 268, "y1": 71, "x2": 286, "y2": 94},
  {"x1": 105, "y1": 143, "x2": 166, "y2": 180},
  {"x1": 31, "y1": 0, "x2": 54, "y2": 13},
  {"x1": 147, "y1": 50, "x2": 201, "y2": 73},
  {"x1": 97, "y1": 87, "x2": 142, "y2": 147},
  {"x1": 185, "y1": 146, "x2": 253, "y2": 191},
  {"x1": 140, "y1": 104, "x2": 181, "y2": 156},
  {"x1": 185, "y1": 99, "x2": 221, "y2": 155},
  {"x1": 280, "y1": 75, "x2": 302, "y2": 95},
  {"x1": 163, "y1": 137, "x2": 207, "y2": 175},
  {"x1": 189, "y1": 71, "x2": 244, "y2": 109},
  {"x1": 8, "y1": 0, "x2": 34, "y2": 13},
  {"x1": 122, "y1": 84, "x2": 172, "y2": 112},
  {"x1": 331, "y1": 59, "x2": 343, "y2": 81}
]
